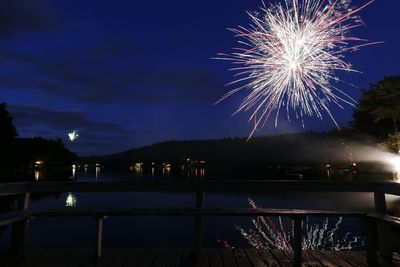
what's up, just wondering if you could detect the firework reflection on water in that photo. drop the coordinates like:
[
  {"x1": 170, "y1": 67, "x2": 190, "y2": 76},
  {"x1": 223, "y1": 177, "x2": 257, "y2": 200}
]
[{"x1": 221, "y1": 198, "x2": 364, "y2": 251}]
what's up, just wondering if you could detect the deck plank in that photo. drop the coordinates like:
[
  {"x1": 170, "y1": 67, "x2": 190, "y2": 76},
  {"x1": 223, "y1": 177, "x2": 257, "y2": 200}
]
[
  {"x1": 270, "y1": 249, "x2": 293, "y2": 267},
  {"x1": 27, "y1": 248, "x2": 57, "y2": 267},
  {"x1": 320, "y1": 251, "x2": 355, "y2": 267},
  {"x1": 153, "y1": 249, "x2": 170, "y2": 267},
  {"x1": 244, "y1": 248, "x2": 267, "y2": 267},
  {"x1": 307, "y1": 251, "x2": 336, "y2": 267},
  {"x1": 207, "y1": 248, "x2": 223, "y2": 267},
  {"x1": 45, "y1": 248, "x2": 86, "y2": 267},
  {"x1": 118, "y1": 248, "x2": 142, "y2": 267},
  {"x1": 0, "y1": 249, "x2": 388, "y2": 267},
  {"x1": 195, "y1": 249, "x2": 209, "y2": 267},
  {"x1": 97, "y1": 249, "x2": 121, "y2": 267},
  {"x1": 337, "y1": 251, "x2": 367, "y2": 267},
  {"x1": 23, "y1": 248, "x2": 48, "y2": 267},
  {"x1": 180, "y1": 249, "x2": 194, "y2": 267},
  {"x1": 256, "y1": 249, "x2": 280, "y2": 267},
  {"x1": 232, "y1": 249, "x2": 252, "y2": 267},
  {"x1": 302, "y1": 251, "x2": 326, "y2": 267},
  {"x1": 165, "y1": 249, "x2": 181, "y2": 267},
  {"x1": 343, "y1": 251, "x2": 368, "y2": 266},
  {"x1": 219, "y1": 249, "x2": 237, "y2": 267},
  {"x1": 138, "y1": 248, "x2": 157, "y2": 267}
]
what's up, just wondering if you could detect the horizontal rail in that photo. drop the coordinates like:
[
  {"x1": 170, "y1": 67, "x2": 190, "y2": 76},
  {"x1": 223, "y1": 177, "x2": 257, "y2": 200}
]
[
  {"x1": 0, "y1": 180, "x2": 399, "y2": 196},
  {"x1": 0, "y1": 211, "x2": 30, "y2": 227},
  {"x1": 30, "y1": 208, "x2": 369, "y2": 218},
  {"x1": 0, "y1": 208, "x2": 369, "y2": 229},
  {"x1": 367, "y1": 214, "x2": 400, "y2": 230}
]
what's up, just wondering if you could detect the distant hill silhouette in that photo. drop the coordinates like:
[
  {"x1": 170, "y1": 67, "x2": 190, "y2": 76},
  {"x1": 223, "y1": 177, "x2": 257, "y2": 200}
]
[{"x1": 82, "y1": 130, "x2": 380, "y2": 179}]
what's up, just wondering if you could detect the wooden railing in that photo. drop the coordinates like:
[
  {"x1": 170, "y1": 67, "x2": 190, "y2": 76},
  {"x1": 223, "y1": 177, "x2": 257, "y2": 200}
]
[{"x1": 0, "y1": 180, "x2": 400, "y2": 267}]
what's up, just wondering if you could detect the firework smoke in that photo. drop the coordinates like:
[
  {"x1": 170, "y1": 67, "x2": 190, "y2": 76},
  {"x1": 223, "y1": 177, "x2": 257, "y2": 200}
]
[{"x1": 217, "y1": 0, "x2": 381, "y2": 137}]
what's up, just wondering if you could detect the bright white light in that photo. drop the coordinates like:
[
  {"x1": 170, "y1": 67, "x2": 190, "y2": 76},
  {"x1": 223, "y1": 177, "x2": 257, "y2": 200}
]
[
  {"x1": 390, "y1": 156, "x2": 400, "y2": 181},
  {"x1": 217, "y1": 0, "x2": 381, "y2": 137},
  {"x1": 68, "y1": 130, "x2": 79, "y2": 142}
]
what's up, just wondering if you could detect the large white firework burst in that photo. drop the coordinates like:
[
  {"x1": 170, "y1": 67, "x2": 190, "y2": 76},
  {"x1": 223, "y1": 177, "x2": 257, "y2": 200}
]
[{"x1": 217, "y1": 0, "x2": 381, "y2": 137}]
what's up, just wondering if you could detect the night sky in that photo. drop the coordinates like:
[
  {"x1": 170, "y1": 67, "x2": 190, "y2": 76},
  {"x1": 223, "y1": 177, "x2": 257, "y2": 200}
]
[{"x1": 1, "y1": 0, "x2": 399, "y2": 156}]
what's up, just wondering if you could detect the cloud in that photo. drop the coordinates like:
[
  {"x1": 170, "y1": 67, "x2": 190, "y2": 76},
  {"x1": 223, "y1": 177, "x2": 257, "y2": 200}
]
[
  {"x1": 0, "y1": 0, "x2": 56, "y2": 37},
  {"x1": 0, "y1": 49, "x2": 37, "y2": 63},
  {"x1": 8, "y1": 105, "x2": 136, "y2": 136},
  {"x1": 0, "y1": 39, "x2": 223, "y2": 103}
]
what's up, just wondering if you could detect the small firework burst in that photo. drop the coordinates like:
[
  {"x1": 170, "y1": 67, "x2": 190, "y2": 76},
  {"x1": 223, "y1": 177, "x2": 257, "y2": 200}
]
[{"x1": 68, "y1": 130, "x2": 79, "y2": 142}]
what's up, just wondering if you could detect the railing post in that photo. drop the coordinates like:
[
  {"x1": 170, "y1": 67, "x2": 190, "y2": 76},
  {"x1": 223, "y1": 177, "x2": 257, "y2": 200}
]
[
  {"x1": 96, "y1": 216, "x2": 104, "y2": 259},
  {"x1": 374, "y1": 192, "x2": 386, "y2": 214},
  {"x1": 292, "y1": 216, "x2": 302, "y2": 267},
  {"x1": 377, "y1": 220, "x2": 393, "y2": 264},
  {"x1": 374, "y1": 191, "x2": 395, "y2": 264},
  {"x1": 364, "y1": 217, "x2": 378, "y2": 266},
  {"x1": 194, "y1": 190, "x2": 204, "y2": 254},
  {"x1": 9, "y1": 192, "x2": 30, "y2": 259}
]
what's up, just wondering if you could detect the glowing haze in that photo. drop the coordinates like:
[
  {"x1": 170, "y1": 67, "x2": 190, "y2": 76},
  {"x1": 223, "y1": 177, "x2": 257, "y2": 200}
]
[
  {"x1": 350, "y1": 145, "x2": 400, "y2": 181},
  {"x1": 217, "y1": 0, "x2": 381, "y2": 137}
]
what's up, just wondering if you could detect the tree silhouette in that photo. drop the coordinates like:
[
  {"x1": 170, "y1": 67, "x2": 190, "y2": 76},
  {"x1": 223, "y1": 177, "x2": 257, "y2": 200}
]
[
  {"x1": 352, "y1": 76, "x2": 400, "y2": 153},
  {"x1": 0, "y1": 103, "x2": 19, "y2": 173},
  {"x1": 0, "y1": 103, "x2": 18, "y2": 141},
  {"x1": 0, "y1": 103, "x2": 77, "y2": 180}
]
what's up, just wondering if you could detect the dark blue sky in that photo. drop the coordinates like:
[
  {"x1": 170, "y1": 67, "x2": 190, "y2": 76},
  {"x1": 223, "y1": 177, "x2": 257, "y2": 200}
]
[{"x1": 1, "y1": 0, "x2": 399, "y2": 155}]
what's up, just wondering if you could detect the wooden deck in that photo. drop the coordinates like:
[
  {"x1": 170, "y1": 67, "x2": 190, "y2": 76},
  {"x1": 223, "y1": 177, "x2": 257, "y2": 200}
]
[{"x1": 2, "y1": 248, "x2": 400, "y2": 267}]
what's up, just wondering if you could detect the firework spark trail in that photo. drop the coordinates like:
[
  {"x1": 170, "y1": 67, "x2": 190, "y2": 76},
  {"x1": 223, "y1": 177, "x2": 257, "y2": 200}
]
[
  {"x1": 317, "y1": 218, "x2": 329, "y2": 249},
  {"x1": 260, "y1": 216, "x2": 280, "y2": 244},
  {"x1": 252, "y1": 218, "x2": 275, "y2": 247},
  {"x1": 278, "y1": 216, "x2": 289, "y2": 248},
  {"x1": 216, "y1": 0, "x2": 381, "y2": 137}
]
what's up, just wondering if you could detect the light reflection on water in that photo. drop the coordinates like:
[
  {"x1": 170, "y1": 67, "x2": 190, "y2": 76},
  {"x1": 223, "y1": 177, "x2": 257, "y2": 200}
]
[
  {"x1": 65, "y1": 192, "x2": 77, "y2": 207},
  {"x1": 22, "y1": 169, "x2": 394, "y2": 250},
  {"x1": 71, "y1": 165, "x2": 76, "y2": 179},
  {"x1": 19, "y1": 169, "x2": 377, "y2": 249},
  {"x1": 95, "y1": 165, "x2": 101, "y2": 179},
  {"x1": 34, "y1": 170, "x2": 41, "y2": 181}
]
